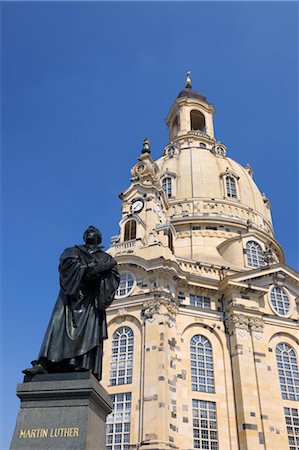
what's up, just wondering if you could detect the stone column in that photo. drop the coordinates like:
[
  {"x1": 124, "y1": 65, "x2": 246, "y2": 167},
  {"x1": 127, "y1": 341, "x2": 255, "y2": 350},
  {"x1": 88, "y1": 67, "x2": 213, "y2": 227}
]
[
  {"x1": 225, "y1": 311, "x2": 265, "y2": 450},
  {"x1": 249, "y1": 320, "x2": 290, "y2": 450},
  {"x1": 139, "y1": 293, "x2": 180, "y2": 450}
]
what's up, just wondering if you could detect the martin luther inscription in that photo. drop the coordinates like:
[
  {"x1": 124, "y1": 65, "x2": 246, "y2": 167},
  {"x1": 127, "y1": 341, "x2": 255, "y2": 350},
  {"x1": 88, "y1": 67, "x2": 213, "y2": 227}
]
[{"x1": 19, "y1": 427, "x2": 80, "y2": 439}]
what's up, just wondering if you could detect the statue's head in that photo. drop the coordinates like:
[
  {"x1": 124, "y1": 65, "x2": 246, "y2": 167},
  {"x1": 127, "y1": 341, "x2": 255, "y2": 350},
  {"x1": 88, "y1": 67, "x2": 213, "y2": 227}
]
[{"x1": 83, "y1": 226, "x2": 102, "y2": 246}]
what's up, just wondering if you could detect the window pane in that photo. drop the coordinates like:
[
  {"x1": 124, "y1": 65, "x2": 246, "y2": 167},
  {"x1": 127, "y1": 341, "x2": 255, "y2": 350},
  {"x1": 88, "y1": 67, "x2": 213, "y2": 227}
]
[
  {"x1": 193, "y1": 400, "x2": 218, "y2": 450},
  {"x1": 106, "y1": 393, "x2": 131, "y2": 450},
  {"x1": 190, "y1": 335, "x2": 215, "y2": 393},
  {"x1": 245, "y1": 240, "x2": 265, "y2": 268},
  {"x1": 110, "y1": 327, "x2": 134, "y2": 386},
  {"x1": 270, "y1": 287, "x2": 290, "y2": 316},
  {"x1": 276, "y1": 343, "x2": 299, "y2": 401}
]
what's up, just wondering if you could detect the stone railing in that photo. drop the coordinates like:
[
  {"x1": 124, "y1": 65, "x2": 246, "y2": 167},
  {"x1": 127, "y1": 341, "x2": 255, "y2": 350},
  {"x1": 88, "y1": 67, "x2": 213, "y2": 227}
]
[
  {"x1": 109, "y1": 239, "x2": 143, "y2": 256},
  {"x1": 168, "y1": 199, "x2": 273, "y2": 235},
  {"x1": 178, "y1": 260, "x2": 222, "y2": 280}
]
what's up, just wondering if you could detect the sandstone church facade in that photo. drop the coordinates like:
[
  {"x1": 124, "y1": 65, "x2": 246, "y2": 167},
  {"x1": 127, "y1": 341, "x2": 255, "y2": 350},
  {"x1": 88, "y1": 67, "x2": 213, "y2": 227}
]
[{"x1": 101, "y1": 76, "x2": 299, "y2": 450}]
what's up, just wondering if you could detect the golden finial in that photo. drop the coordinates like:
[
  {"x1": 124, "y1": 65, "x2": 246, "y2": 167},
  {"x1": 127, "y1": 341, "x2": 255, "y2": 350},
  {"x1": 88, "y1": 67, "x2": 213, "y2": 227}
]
[{"x1": 186, "y1": 71, "x2": 192, "y2": 89}]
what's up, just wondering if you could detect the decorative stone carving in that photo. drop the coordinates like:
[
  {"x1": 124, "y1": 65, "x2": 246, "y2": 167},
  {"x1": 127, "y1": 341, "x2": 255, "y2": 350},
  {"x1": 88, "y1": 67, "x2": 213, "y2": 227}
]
[
  {"x1": 226, "y1": 313, "x2": 249, "y2": 334},
  {"x1": 244, "y1": 163, "x2": 254, "y2": 177},
  {"x1": 141, "y1": 293, "x2": 180, "y2": 323},
  {"x1": 262, "y1": 193, "x2": 270, "y2": 208},
  {"x1": 273, "y1": 272, "x2": 286, "y2": 288},
  {"x1": 226, "y1": 312, "x2": 264, "y2": 338},
  {"x1": 248, "y1": 317, "x2": 264, "y2": 333},
  {"x1": 263, "y1": 243, "x2": 277, "y2": 266},
  {"x1": 130, "y1": 138, "x2": 158, "y2": 184}
]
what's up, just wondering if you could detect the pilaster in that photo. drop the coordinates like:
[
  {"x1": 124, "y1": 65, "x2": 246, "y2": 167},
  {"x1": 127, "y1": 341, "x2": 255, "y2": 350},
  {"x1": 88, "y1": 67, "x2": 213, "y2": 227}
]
[
  {"x1": 225, "y1": 310, "x2": 265, "y2": 450},
  {"x1": 139, "y1": 292, "x2": 180, "y2": 449}
]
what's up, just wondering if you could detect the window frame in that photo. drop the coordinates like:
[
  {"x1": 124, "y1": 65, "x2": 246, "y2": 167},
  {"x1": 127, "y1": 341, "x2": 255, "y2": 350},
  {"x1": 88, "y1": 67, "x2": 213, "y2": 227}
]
[
  {"x1": 245, "y1": 240, "x2": 265, "y2": 268},
  {"x1": 192, "y1": 399, "x2": 218, "y2": 450},
  {"x1": 110, "y1": 326, "x2": 134, "y2": 386},
  {"x1": 124, "y1": 219, "x2": 137, "y2": 242},
  {"x1": 190, "y1": 334, "x2": 215, "y2": 394},
  {"x1": 225, "y1": 175, "x2": 238, "y2": 199},
  {"x1": 276, "y1": 343, "x2": 299, "y2": 401},
  {"x1": 115, "y1": 271, "x2": 136, "y2": 299},
  {"x1": 269, "y1": 285, "x2": 292, "y2": 318},
  {"x1": 106, "y1": 392, "x2": 132, "y2": 450},
  {"x1": 162, "y1": 176, "x2": 172, "y2": 198}
]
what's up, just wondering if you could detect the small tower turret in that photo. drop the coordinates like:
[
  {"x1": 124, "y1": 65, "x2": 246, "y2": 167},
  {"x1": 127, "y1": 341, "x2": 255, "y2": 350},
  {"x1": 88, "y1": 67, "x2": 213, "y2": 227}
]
[{"x1": 165, "y1": 71, "x2": 215, "y2": 141}]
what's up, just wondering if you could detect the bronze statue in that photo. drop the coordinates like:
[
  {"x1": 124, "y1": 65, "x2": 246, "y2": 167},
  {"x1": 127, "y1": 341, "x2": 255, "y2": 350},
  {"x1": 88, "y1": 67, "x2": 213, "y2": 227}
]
[{"x1": 23, "y1": 226, "x2": 119, "y2": 381}]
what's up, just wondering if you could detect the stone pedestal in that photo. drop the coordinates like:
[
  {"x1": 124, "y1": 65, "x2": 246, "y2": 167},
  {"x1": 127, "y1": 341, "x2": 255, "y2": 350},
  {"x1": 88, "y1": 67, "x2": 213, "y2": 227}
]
[{"x1": 10, "y1": 372, "x2": 112, "y2": 450}]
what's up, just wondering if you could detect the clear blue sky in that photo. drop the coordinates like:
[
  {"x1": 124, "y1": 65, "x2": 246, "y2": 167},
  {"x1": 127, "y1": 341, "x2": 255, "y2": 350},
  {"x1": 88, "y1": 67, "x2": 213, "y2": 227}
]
[{"x1": 1, "y1": 2, "x2": 298, "y2": 447}]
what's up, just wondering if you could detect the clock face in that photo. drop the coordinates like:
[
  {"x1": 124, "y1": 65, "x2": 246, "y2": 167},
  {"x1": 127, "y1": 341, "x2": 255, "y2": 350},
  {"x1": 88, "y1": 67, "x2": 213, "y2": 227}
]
[{"x1": 132, "y1": 199, "x2": 144, "y2": 213}]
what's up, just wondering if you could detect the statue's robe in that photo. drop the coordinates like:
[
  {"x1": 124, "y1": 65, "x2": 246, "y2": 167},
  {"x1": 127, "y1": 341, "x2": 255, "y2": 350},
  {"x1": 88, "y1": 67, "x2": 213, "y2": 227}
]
[{"x1": 38, "y1": 245, "x2": 119, "y2": 380}]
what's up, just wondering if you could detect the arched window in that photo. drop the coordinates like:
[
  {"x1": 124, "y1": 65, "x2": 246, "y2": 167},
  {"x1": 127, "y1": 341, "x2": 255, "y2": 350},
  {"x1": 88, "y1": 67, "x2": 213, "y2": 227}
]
[
  {"x1": 110, "y1": 327, "x2": 134, "y2": 386},
  {"x1": 246, "y1": 241, "x2": 265, "y2": 268},
  {"x1": 162, "y1": 177, "x2": 172, "y2": 198},
  {"x1": 225, "y1": 176, "x2": 237, "y2": 198},
  {"x1": 270, "y1": 286, "x2": 290, "y2": 316},
  {"x1": 276, "y1": 343, "x2": 299, "y2": 401},
  {"x1": 172, "y1": 116, "x2": 179, "y2": 137},
  {"x1": 190, "y1": 335, "x2": 215, "y2": 393},
  {"x1": 124, "y1": 220, "x2": 136, "y2": 241},
  {"x1": 190, "y1": 110, "x2": 205, "y2": 131},
  {"x1": 199, "y1": 142, "x2": 206, "y2": 149}
]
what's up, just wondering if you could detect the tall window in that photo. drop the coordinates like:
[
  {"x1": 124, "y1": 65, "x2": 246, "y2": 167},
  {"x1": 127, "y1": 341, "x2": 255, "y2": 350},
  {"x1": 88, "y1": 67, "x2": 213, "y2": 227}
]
[
  {"x1": 162, "y1": 177, "x2": 172, "y2": 198},
  {"x1": 276, "y1": 343, "x2": 299, "y2": 401},
  {"x1": 246, "y1": 241, "x2": 265, "y2": 268},
  {"x1": 190, "y1": 335, "x2": 215, "y2": 393},
  {"x1": 284, "y1": 407, "x2": 299, "y2": 450},
  {"x1": 124, "y1": 220, "x2": 136, "y2": 241},
  {"x1": 225, "y1": 176, "x2": 237, "y2": 198},
  {"x1": 270, "y1": 287, "x2": 290, "y2": 316},
  {"x1": 190, "y1": 294, "x2": 211, "y2": 309},
  {"x1": 110, "y1": 327, "x2": 134, "y2": 386},
  {"x1": 192, "y1": 400, "x2": 218, "y2": 450},
  {"x1": 106, "y1": 393, "x2": 131, "y2": 450},
  {"x1": 190, "y1": 110, "x2": 205, "y2": 131},
  {"x1": 172, "y1": 116, "x2": 179, "y2": 137}
]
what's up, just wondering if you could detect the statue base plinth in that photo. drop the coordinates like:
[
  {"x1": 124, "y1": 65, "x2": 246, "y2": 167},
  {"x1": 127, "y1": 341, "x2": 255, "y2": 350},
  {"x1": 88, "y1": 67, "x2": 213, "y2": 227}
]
[{"x1": 10, "y1": 372, "x2": 112, "y2": 450}]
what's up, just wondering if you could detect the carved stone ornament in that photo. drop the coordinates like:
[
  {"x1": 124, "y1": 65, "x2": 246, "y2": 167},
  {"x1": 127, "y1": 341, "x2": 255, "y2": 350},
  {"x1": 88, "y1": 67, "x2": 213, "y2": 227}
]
[
  {"x1": 226, "y1": 313, "x2": 249, "y2": 334},
  {"x1": 263, "y1": 244, "x2": 277, "y2": 266},
  {"x1": 273, "y1": 272, "x2": 286, "y2": 288},
  {"x1": 226, "y1": 312, "x2": 264, "y2": 337},
  {"x1": 141, "y1": 293, "x2": 180, "y2": 323},
  {"x1": 130, "y1": 139, "x2": 158, "y2": 184},
  {"x1": 248, "y1": 317, "x2": 264, "y2": 333}
]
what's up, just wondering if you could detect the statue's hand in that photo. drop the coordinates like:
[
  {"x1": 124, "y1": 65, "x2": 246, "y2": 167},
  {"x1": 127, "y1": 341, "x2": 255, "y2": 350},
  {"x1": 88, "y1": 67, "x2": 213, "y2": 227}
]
[{"x1": 87, "y1": 261, "x2": 97, "y2": 269}]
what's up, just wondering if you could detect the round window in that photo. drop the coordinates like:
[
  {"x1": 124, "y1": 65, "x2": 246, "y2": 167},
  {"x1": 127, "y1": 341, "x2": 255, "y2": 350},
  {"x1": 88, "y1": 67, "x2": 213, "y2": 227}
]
[
  {"x1": 116, "y1": 271, "x2": 135, "y2": 298},
  {"x1": 269, "y1": 286, "x2": 290, "y2": 316}
]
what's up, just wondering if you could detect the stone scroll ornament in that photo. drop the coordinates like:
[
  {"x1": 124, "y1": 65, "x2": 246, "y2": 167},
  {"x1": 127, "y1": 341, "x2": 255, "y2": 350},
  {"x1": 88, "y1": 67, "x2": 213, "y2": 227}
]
[{"x1": 23, "y1": 226, "x2": 120, "y2": 381}]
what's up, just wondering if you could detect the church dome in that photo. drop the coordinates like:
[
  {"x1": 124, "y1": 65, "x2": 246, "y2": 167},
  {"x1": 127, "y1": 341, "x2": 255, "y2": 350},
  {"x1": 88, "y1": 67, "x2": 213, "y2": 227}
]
[
  {"x1": 156, "y1": 145, "x2": 273, "y2": 236},
  {"x1": 177, "y1": 87, "x2": 207, "y2": 103}
]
